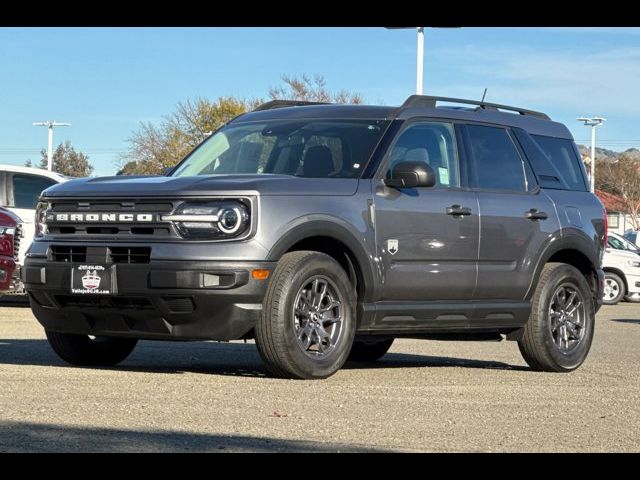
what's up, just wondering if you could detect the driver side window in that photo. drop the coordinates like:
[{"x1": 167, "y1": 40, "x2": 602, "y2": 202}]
[{"x1": 386, "y1": 122, "x2": 459, "y2": 188}]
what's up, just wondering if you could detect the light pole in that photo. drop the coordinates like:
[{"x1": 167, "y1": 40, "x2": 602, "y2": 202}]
[
  {"x1": 32, "y1": 121, "x2": 71, "y2": 171},
  {"x1": 577, "y1": 116, "x2": 606, "y2": 193},
  {"x1": 386, "y1": 27, "x2": 460, "y2": 95}
]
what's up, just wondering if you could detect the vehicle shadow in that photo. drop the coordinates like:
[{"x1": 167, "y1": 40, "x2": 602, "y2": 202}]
[
  {"x1": 0, "y1": 296, "x2": 30, "y2": 307},
  {"x1": 0, "y1": 338, "x2": 528, "y2": 375},
  {"x1": 0, "y1": 420, "x2": 384, "y2": 452},
  {"x1": 611, "y1": 318, "x2": 640, "y2": 325}
]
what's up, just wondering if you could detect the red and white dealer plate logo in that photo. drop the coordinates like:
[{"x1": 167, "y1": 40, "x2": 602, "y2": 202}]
[
  {"x1": 81, "y1": 270, "x2": 102, "y2": 290},
  {"x1": 72, "y1": 265, "x2": 110, "y2": 295}
]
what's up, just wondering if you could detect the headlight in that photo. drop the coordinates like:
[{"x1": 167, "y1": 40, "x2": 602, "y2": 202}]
[
  {"x1": 627, "y1": 259, "x2": 640, "y2": 268},
  {"x1": 34, "y1": 201, "x2": 50, "y2": 237},
  {"x1": 163, "y1": 201, "x2": 250, "y2": 239}
]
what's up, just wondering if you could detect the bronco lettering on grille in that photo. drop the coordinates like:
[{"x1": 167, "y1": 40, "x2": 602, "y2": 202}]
[{"x1": 48, "y1": 213, "x2": 156, "y2": 222}]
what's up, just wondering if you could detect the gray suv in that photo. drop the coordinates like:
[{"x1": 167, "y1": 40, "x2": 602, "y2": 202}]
[{"x1": 24, "y1": 95, "x2": 606, "y2": 379}]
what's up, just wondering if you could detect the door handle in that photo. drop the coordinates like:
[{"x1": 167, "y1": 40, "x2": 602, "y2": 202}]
[
  {"x1": 525, "y1": 209, "x2": 548, "y2": 220},
  {"x1": 446, "y1": 205, "x2": 472, "y2": 216}
]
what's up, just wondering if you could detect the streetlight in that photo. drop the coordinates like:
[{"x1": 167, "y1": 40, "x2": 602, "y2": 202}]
[
  {"x1": 577, "y1": 116, "x2": 606, "y2": 193},
  {"x1": 386, "y1": 27, "x2": 460, "y2": 95},
  {"x1": 32, "y1": 121, "x2": 71, "y2": 171}
]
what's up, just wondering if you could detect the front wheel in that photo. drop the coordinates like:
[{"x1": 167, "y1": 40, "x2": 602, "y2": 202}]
[
  {"x1": 46, "y1": 331, "x2": 138, "y2": 366},
  {"x1": 602, "y1": 272, "x2": 625, "y2": 305},
  {"x1": 255, "y1": 251, "x2": 356, "y2": 379},
  {"x1": 518, "y1": 263, "x2": 595, "y2": 372}
]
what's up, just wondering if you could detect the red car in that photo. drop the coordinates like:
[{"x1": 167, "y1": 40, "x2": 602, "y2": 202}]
[{"x1": 0, "y1": 207, "x2": 22, "y2": 293}]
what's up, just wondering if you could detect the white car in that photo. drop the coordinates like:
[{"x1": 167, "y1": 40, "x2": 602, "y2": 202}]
[
  {"x1": 602, "y1": 243, "x2": 640, "y2": 305},
  {"x1": 0, "y1": 165, "x2": 67, "y2": 292}
]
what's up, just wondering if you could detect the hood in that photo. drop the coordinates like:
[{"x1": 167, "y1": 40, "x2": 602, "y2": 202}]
[{"x1": 41, "y1": 174, "x2": 359, "y2": 198}]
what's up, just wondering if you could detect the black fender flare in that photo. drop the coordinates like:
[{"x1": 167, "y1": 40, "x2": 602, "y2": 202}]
[
  {"x1": 266, "y1": 217, "x2": 377, "y2": 302},
  {"x1": 525, "y1": 228, "x2": 601, "y2": 300}
]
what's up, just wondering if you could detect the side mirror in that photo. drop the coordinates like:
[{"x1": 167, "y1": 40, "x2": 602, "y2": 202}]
[{"x1": 384, "y1": 162, "x2": 436, "y2": 189}]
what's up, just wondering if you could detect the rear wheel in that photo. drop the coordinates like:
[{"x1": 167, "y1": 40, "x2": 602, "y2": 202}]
[
  {"x1": 348, "y1": 338, "x2": 394, "y2": 362},
  {"x1": 602, "y1": 272, "x2": 625, "y2": 305},
  {"x1": 518, "y1": 263, "x2": 595, "y2": 372},
  {"x1": 46, "y1": 331, "x2": 138, "y2": 366},
  {"x1": 255, "y1": 251, "x2": 356, "y2": 379}
]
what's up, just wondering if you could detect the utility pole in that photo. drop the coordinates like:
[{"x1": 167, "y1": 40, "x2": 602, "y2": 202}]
[
  {"x1": 577, "y1": 117, "x2": 606, "y2": 193},
  {"x1": 385, "y1": 27, "x2": 460, "y2": 95},
  {"x1": 416, "y1": 27, "x2": 424, "y2": 95},
  {"x1": 32, "y1": 121, "x2": 71, "y2": 171}
]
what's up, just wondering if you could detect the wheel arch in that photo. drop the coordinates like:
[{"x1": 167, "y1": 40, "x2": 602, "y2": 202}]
[
  {"x1": 526, "y1": 234, "x2": 600, "y2": 302},
  {"x1": 266, "y1": 219, "x2": 376, "y2": 302}
]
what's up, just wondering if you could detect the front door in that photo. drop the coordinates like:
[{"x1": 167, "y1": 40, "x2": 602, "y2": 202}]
[{"x1": 373, "y1": 121, "x2": 479, "y2": 302}]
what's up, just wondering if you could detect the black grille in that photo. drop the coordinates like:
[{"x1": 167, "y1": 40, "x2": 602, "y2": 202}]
[
  {"x1": 50, "y1": 246, "x2": 87, "y2": 263},
  {"x1": 51, "y1": 201, "x2": 174, "y2": 212},
  {"x1": 109, "y1": 247, "x2": 151, "y2": 264}
]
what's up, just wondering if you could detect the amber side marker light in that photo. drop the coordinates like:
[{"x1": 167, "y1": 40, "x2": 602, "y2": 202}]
[{"x1": 252, "y1": 269, "x2": 270, "y2": 280}]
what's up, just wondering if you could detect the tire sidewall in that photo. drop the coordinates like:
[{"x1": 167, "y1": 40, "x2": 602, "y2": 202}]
[
  {"x1": 275, "y1": 254, "x2": 356, "y2": 378},
  {"x1": 603, "y1": 273, "x2": 625, "y2": 305},
  {"x1": 536, "y1": 265, "x2": 595, "y2": 370}
]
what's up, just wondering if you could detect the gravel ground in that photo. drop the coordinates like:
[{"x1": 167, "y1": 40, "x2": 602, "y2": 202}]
[{"x1": 0, "y1": 302, "x2": 638, "y2": 452}]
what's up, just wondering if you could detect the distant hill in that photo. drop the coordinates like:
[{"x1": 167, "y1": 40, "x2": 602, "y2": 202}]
[{"x1": 577, "y1": 145, "x2": 640, "y2": 161}]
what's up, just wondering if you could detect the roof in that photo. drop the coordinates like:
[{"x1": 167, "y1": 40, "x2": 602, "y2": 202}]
[
  {"x1": 0, "y1": 164, "x2": 68, "y2": 182},
  {"x1": 596, "y1": 189, "x2": 627, "y2": 213},
  {"x1": 233, "y1": 96, "x2": 573, "y2": 139}
]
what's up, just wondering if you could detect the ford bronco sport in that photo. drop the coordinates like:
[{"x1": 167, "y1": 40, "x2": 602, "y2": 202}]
[{"x1": 24, "y1": 95, "x2": 606, "y2": 379}]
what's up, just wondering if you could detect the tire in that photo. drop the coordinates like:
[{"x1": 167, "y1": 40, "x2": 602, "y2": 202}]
[
  {"x1": 45, "y1": 330, "x2": 138, "y2": 367},
  {"x1": 348, "y1": 338, "x2": 394, "y2": 362},
  {"x1": 518, "y1": 262, "x2": 595, "y2": 372},
  {"x1": 623, "y1": 293, "x2": 640, "y2": 303},
  {"x1": 602, "y1": 272, "x2": 625, "y2": 305},
  {"x1": 255, "y1": 251, "x2": 356, "y2": 379}
]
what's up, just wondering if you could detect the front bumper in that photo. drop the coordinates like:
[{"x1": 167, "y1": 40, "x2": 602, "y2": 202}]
[
  {"x1": 24, "y1": 257, "x2": 276, "y2": 341},
  {"x1": 624, "y1": 271, "x2": 640, "y2": 296}
]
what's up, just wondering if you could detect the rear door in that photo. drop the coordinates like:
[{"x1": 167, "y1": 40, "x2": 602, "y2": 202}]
[{"x1": 461, "y1": 124, "x2": 560, "y2": 300}]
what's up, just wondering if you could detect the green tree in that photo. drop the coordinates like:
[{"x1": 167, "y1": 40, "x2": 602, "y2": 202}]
[
  {"x1": 596, "y1": 154, "x2": 640, "y2": 229},
  {"x1": 119, "y1": 75, "x2": 363, "y2": 175},
  {"x1": 39, "y1": 141, "x2": 93, "y2": 177}
]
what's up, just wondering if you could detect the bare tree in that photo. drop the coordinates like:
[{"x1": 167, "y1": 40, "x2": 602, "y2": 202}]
[
  {"x1": 268, "y1": 74, "x2": 363, "y2": 104},
  {"x1": 596, "y1": 154, "x2": 640, "y2": 229}
]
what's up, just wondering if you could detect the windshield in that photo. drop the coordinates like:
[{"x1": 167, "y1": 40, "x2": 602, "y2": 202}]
[{"x1": 171, "y1": 119, "x2": 390, "y2": 178}]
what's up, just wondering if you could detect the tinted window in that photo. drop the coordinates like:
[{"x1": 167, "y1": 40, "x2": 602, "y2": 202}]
[
  {"x1": 171, "y1": 120, "x2": 389, "y2": 179},
  {"x1": 386, "y1": 122, "x2": 459, "y2": 187},
  {"x1": 467, "y1": 125, "x2": 526, "y2": 191},
  {"x1": 532, "y1": 135, "x2": 587, "y2": 191},
  {"x1": 12, "y1": 174, "x2": 56, "y2": 209}
]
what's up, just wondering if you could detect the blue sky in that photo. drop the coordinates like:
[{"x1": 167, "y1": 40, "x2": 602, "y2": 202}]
[{"x1": 1, "y1": 27, "x2": 639, "y2": 176}]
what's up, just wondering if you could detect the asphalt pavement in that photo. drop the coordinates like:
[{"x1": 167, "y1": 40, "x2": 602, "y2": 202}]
[{"x1": 0, "y1": 301, "x2": 638, "y2": 452}]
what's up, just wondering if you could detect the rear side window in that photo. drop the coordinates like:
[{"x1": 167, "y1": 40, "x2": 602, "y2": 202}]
[
  {"x1": 531, "y1": 135, "x2": 588, "y2": 191},
  {"x1": 12, "y1": 174, "x2": 57, "y2": 209},
  {"x1": 466, "y1": 125, "x2": 526, "y2": 192}
]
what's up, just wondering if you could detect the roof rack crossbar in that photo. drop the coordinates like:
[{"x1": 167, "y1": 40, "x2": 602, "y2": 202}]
[
  {"x1": 401, "y1": 95, "x2": 550, "y2": 120},
  {"x1": 253, "y1": 100, "x2": 332, "y2": 112}
]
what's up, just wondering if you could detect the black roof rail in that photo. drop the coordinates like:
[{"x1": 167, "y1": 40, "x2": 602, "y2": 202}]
[
  {"x1": 401, "y1": 95, "x2": 550, "y2": 120},
  {"x1": 253, "y1": 100, "x2": 332, "y2": 112}
]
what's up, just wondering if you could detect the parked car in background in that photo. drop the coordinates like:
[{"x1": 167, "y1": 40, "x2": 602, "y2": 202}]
[
  {"x1": 606, "y1": 231, "x2": 640, "y2": 302},
  {"x1": 602, "y1": 244, "x2": 640, "y2": 305},
  {"x1": 0, "y1": 207, "x2": 22, "y2": 293},
  {"x1": 0, "y1": 165, "x2": 67, "y2": 292},
  {"x1": 608, "y1": 231, "x2": 640, "y2": 255}
]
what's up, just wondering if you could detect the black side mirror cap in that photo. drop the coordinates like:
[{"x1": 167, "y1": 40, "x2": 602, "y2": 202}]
[{"x1": 384, "y1": 162, "x2": 436, "y2": 189}]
